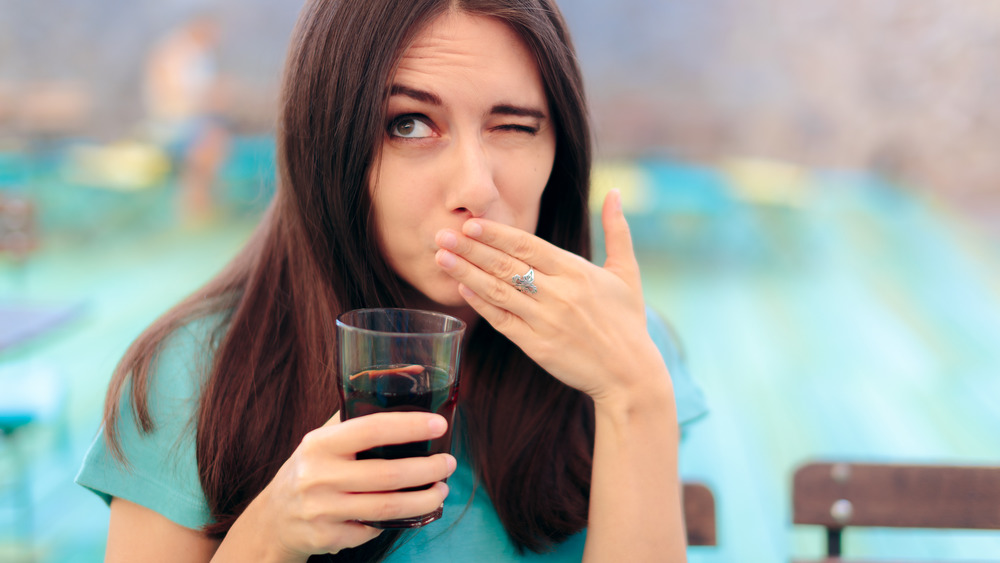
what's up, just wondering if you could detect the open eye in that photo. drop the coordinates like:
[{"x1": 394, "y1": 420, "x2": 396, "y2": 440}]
[{"x1": 389, "y1": 115, "x2": 434, "y2": 139}]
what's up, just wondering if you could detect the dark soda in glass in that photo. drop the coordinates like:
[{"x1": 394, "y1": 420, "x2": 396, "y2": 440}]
[{"x1": 339, "y1": 364, "x2": 458, "y2": 516}]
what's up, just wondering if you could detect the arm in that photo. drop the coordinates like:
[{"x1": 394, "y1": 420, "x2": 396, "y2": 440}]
[
  {"x1": 434, "y1": 189, "x2": 687, "y2": 561},
  {"x1": 100, "y1": 413, "x2": 455, "y2": 562},
  {"x1": 107, "y1": 498, "x2": 220, "y2": 562},
  {"x1": 586, "y1": 359, "x2": 685, "y2": 561}
]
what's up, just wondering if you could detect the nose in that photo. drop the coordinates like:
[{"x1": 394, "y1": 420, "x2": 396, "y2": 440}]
[{"x1": 444, "y1": 133, "x2": 499, "y2": 218}]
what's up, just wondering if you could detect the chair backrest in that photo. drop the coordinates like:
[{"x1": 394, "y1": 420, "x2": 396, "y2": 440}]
[
  {"x1": 792, "y1": 461, "x2": 1000, "y2": 557},
  {"x1": 683, "y1": 482, "x2": 717, "y2": 546}
]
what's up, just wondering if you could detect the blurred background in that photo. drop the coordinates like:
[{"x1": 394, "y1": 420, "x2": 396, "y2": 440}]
[{"x1": 2, "y1": 0, "x2": 999, "y2": 561}]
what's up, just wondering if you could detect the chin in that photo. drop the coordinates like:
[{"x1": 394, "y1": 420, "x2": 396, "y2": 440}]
[
  {"x1": 427, "y1": 285, "x2": 468, "y2": 308},
  {"x1": 407, "y1": 283, "x2": 477, "y2": 326},
  {"x1": 405, "y1": 277, "x2": 465, "y2": 310}
]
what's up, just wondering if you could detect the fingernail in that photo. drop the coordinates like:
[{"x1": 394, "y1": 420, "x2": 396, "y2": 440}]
[
  {"x1": 446, "y1": 454, "x2": 457, "y2": 472},
  {"x1": 458, "y1": 284, "x2": 474, "y2": 298},
  {"x1": 436, "y1": 249, "x2": 457, "y2": 269},
  {"x1": 428, "y1": 415, "x2": 447, "y2": 434},
  {"x1": 463, "y1": 220, "x2": 483, "y2": 237},
  {"x1": 437, "y1": 230, "x2": 458, "y2": 250},
  {"x1": 436, "y1": 481, "x2": 450, "y2": 497},
  {"x1": 611, "y1": 188, "x2": 622, "y2": 212}
]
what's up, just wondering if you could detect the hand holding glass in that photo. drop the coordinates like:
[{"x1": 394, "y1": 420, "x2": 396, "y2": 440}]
[{"x1": 336, "y1": 308, "x2": 465, "y2": 528}]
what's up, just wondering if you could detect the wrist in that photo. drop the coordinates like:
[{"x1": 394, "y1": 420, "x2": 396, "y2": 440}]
[
  {"x1": 213, "y1": 487, "x2": 304, "y2": 563},
  {"x1": 593, "y1": 378, "x2": 675, "y2": 420},
  {"x1": 591, "y1": 352, "x2": 676, "y2": 418}
]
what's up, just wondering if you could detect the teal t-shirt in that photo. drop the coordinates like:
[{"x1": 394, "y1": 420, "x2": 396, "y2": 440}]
[
  {"x1": 76, "y1": 308, "x2": 707, "y2": 558},
  {"x1": 76, "y1": 319, "x2": 216, "y2": 529}
]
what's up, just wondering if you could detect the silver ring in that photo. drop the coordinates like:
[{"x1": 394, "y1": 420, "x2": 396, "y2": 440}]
[{"x1": 512, "y1": 268, "x2": 537, "y2": 294}]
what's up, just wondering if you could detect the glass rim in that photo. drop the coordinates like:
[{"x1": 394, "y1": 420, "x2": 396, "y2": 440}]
[{"x1": 336, "y1": 307, "x2": 466, "y2": 337}]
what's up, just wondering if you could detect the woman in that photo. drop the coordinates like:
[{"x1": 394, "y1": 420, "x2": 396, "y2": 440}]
[{"x1": 77, "y1": 0, "x2": 708, "y2": 561}]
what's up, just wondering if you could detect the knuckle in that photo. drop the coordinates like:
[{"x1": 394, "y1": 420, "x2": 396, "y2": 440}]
[
  {"x1": 374, "y1": 497, "x2": 402, "y2": 521},
  {"x1": 451, "y1": 255, "x2": 471, "y2": 276},
  {"x1": 484, "y1": 277, "x2": 510, "y2": 304},
  {"x1": 322, "y1": 466, "x2": 349, "y2": 491},
  {"x1": 456, "y1": 235, "x2": 475, "y2": 254},
  {"x1": 292, "y1": 458, "x2": 313, "y2": 484},
  {"x1": 479, "y1": 227, "x2": 497, "y2": 244},
  {"x1": 294, "y1": 465, "x2": 329, "y2": 500},
  {"x1": 354, "y1": 418, "x2": 386, "y2": 447},
  {"x1": 495, "y1": 254, "x2": 518, "y2": 277},
  {"x1": 532, "y1": 340, "x2": 555, "y2": 365},
  {"x1": 290, "y1": 447, "x2": 320, "y2": 481},
  {"x1": 511, "y1": 237, "x2": 533, "y2": 261},
  {"x1": 376, "y1": 463, "x2": 405, "y2": 488},
  {"x1": 562, "y1": 272, "x2": 591, "y2": 300},
  {"x1": 492, "y1": 309, "x2": 517, "y2": 331},
  {"x1": 298, "y1": 496, "x2": 326, "y2": 523},
  {"x1": 306, "y1": 525, "x2": 337, "y2": 553},
  {"x1": 562, "y1": 281, "x2": 585, "y2": 302},
  {"x1": 299, "y1": 429, "x2": 321, "y2": 453}
]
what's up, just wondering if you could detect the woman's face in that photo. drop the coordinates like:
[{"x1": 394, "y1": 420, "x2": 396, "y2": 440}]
[{"x1": 369, "y1": 10, "x2": 557, "y2": 310}]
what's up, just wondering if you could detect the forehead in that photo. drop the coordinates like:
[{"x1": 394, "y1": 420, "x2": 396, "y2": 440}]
[{"x1": 393, "y1": 11, "x2": 546, "y2": 102}]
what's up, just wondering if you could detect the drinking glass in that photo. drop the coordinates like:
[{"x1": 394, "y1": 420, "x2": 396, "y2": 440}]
[{"x1": 335, "y1": 308, "x2": 465, "y2": 528}]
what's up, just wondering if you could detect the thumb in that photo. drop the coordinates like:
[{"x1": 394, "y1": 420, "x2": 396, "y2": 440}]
[{"x1": 601, "y1": 189, "x2": 639, "y2": 280}]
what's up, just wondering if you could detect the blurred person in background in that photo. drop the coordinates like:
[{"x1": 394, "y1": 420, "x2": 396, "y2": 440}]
[
  {"x1": 77, "y1": 0, "x2": 707, "y2": 561},
  {"x1": 143, "y1": 14, "x2": 230, "y2": 222}
]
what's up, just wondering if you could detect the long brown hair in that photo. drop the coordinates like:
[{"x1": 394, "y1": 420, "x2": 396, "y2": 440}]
[{"x1": 103, "y1": 0, "x2": 592, "y2": 559}]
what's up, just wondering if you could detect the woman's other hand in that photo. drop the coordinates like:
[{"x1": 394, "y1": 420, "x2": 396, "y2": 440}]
[
  {"x1": 214, "y1": 412, "x2": 456, "y2": 561},
  {"x1": 437, "y1": 189, "x2": 686, "y2": 561},
  {"x1": 435, "y1": 189, "x2": 667, "y2": 405}
]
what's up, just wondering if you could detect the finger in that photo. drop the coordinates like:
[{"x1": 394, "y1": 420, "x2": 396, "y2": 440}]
[
  {"x1": 436, "y1": 228, "x2": 533, "y2": 283},
  {"x1": 341, "y1": 453, "x2": 457, "y2": 493},
  {"x1": 436, "y1": 248, "x2": 540, "y2": 315},
  {"x1": 601, "y1": 189, "x2": 640, "y2": 283},
  {"x1": 461, "y1": 219, "x2": 567, "y2": 275},
  {"x1": 346, "y1": 481, "x2": 450, "y2": 524},
  {"x1": 457, "y1": 283, "x2": 532, "y2": 337},
  {"x1": 321, "y1": 412, "x2": 448, "y2": 455}
]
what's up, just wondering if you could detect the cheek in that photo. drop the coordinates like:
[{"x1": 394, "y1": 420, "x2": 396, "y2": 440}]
[
  {"x1": 368, "y1": 168, "x2": 437, "y2": 281},
  {"x1": 368, "y1": 172, "x2": 408, "y2": 264},
  {"x1": 369, "y1": 154, "x2": 420, "y2": 228},
  {"x1": 371, "y1": 150, "x2": 439, "y2": 219},
  {"x1": 499, "y1": 146, "x2": 554, "y2": 230},
  {"x1": 371, "y1": 192, "x2": 414, "y2": 262}
]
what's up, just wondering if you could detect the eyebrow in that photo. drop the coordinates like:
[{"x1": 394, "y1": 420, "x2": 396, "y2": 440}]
[
  {"x1": 390, "y1": 84, "x2": 442, "y2": 106},
  {"x1": 389, "y1": 84, "x2": 547, "y2": 120}
]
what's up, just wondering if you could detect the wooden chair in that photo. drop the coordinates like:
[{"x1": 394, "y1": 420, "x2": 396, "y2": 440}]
[
  {"x1": 684, "y1": 482, "x2": 717, "y2": 546},
  {"x1": 792, "y1": 461, "x2": 1000, "y2": 561}
]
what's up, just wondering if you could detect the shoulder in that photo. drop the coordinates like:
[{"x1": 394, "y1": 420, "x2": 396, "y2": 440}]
[
  {"x1": 146, "y1": 313, "x2": 228, "y2": 407},
  {"x1": 75, "y1": 312, "x2": 231, "y2": 530},
  {"x1": 645, "y1": 307, "x2": 709, "y2": 429}
]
